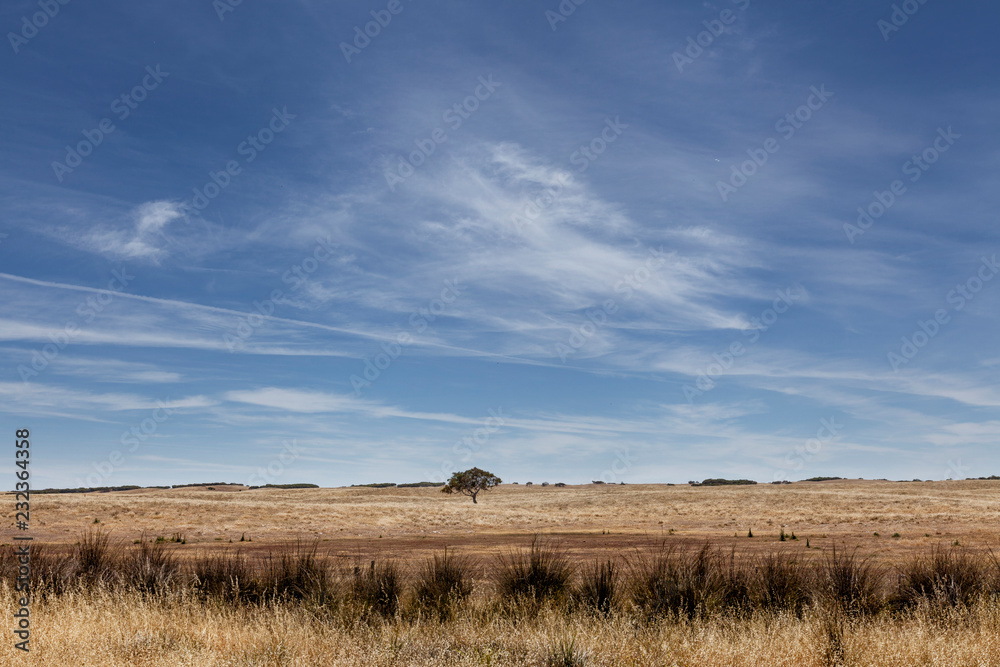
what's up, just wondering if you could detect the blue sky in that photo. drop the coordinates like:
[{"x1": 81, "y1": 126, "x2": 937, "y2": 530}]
[{"x1": 2, "y1": 0, "x2": 999, "y2": 488}]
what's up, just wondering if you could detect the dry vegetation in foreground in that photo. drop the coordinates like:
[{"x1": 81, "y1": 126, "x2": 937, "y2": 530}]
[{"x1": 4, "y1": 533, "x2": 1000, "y2": 665}]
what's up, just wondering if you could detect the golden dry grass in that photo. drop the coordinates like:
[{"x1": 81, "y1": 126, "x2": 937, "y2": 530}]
[
  {"x1": 3, "y1": 585, "x2": 1000, "y2": 666},
  {"x1": 16, "y1": 480, "x2": 1000, "y2": 561}
]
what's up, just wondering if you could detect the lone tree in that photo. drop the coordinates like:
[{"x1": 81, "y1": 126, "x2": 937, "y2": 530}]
[{"x1": 441, "y1": 467, "x2": 502, "y2": 504}]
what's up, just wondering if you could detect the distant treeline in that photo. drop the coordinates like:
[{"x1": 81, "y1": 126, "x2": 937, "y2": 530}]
[
  {"x1": 172, "y1": 482, "x2": 243, "y2": 488},
  {"x1": 803, "y1": 476, "x2": 844, "y2": 482},
  {"x1": 689, "y1": 479, "x2": 757, "y2": 486},
  {"x1": 24, "y1": 482, "x2": 320, "y2": 494},
  {"x1": 32, "y1": 485, "x2": 153, "y2": 494}
]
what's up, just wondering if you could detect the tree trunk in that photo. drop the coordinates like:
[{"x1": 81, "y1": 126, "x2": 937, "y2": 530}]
[{"x1": 472, "y1": 492, "x2": 478, "y2": 503}]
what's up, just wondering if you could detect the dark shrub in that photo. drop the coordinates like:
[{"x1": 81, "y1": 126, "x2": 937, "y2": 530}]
[
  {"x1": 349, "y1": 558, "x2": 402, "y2": 618},
  {"x1": 192, "y1": 550, "x2": 261, "y2": 603},
  {"x1": 750, "y1": 550, "x2": 811, "y2": 615},
  {"x1": 819, "y1": 546, "x2": 885, "y2": 616},
  {"x1": 494, "y1": 537, "x2": 574, "y2": 603},
  {"x1": 264, "y1": 541, "x2": 331, "y2": 603},
  {"x1": 717, "y1": 547, "x2": 753, "y2": 614},
  {"x1": 576, "y1": 558, "x2": 619, "y2": 614},
  {"x1": 627, "y1": 543, "x2": 724, "y2": 618},
  {"x1": 894, "y1": 545, "x2": 984, "y2": 609},
  {"x1": 75, "y1": 528, "x2": 119, "y2": 587},
  {"x1": 123, "y1": 538, "x2": 180, "y2": 595},
  {"x1": 1, "y1": 543, "x2": 74, "y2": 597},
  {"x1": 414, "y1": 549, "x2": 474, "y2": 619}
]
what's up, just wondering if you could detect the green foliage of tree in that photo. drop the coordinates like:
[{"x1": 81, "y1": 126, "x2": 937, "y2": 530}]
[
  {"x1": 441, "y1": 467, "x2": 502, "y2": 504},
  {"x1": 690, "y1": 479, "x2": 757, "y2": 487}
]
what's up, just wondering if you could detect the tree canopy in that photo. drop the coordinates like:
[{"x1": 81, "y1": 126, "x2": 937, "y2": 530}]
[{"x1": 441, "y1": 467, "x2": 502, "y2": 504}]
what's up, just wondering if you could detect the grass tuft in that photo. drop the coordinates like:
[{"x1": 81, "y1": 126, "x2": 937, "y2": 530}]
[
  {"x1": 493, "y1": 537, "x2": 574, "y2": 605},
  {"x1": 894, "y1": 544, "x2": 984, "y2": 609},
  {"x1": 413, "y1": 549, "x2": 474, "y2": 619},
  {"x1": 191, "y1": 550, "x2": 260, "y2": 604},
  {"x1": 819, "y1": 545, "x2": 885, "y2": 616},
  {"x1": 627, "y1": 542, "x2": 727, "y2": 618},
  {"x1": 751, "y1": 550, "x2": 811, "y2": 615},
  {"x1": 575, "y1": 558, "x2": 619, "y2": 615},
  {"x1": 122, "y1": 537, "x2": 180, "y2": 596},
  {"x1": 264, "y1": 540, "x2": 331, "y2": 603},
  {"x1": 544, "y1": 635, "x2": 588, "y2": 667},
  {"x1": 75, "y1": 528, "x2": 119, "y2": 587},
  {"x1": 348, "y1": 557, "x2": 402, "y2": 619}
]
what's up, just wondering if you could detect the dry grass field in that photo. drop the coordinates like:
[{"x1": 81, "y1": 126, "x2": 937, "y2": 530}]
[
  {"x1": 13, "y1": 479, "x2": 1000, "y2": 560},
  {"x1": 4, "y1": 480, "x2": 1000, "y2": 665},
  {"x1": 3, "y1": 588, "x2": 1000, "y2": 667}
]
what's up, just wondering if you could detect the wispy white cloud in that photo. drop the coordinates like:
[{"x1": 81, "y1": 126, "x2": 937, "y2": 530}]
[
  {"x1": 81, "y1": 200, "x2": 184, "y2": 262},
  {"x1": 0, "y1": 382, "x2": 215, "y2": 416},
  {"x1": 43, "y1": 357, "x2": 183, "y2": 383},
  {"x1": 266, "y1": 142, "x2": 775, "y2": 369}
]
